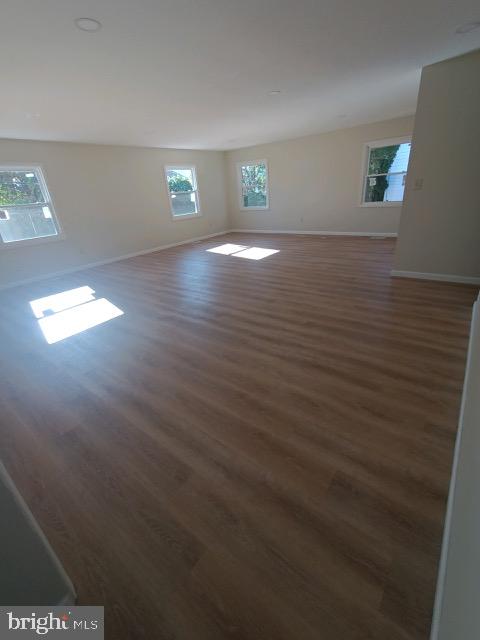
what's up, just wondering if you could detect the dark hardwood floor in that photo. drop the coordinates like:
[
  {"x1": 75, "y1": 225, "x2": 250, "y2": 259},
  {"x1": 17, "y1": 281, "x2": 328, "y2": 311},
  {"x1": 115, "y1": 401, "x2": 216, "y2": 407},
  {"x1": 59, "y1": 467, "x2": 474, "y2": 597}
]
[{"x1": 0, "y1": 233, "x2": 477, "y2": 639}]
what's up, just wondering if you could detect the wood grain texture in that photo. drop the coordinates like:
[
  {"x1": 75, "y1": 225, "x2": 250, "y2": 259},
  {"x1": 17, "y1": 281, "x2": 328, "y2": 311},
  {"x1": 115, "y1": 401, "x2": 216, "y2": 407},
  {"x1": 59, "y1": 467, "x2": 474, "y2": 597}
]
[{"x1": 0, "y1": 233, "x2": 477, "y2": 640}]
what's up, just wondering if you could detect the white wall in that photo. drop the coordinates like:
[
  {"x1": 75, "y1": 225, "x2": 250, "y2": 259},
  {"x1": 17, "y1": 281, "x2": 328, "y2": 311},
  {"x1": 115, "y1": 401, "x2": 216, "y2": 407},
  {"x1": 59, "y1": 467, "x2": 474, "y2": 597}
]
[
  {"x1": 394, "y1": 50, "x2": 480, "y2": 281},
  {"x1": 431, "y1": 293, "x2": 480, "y2": 640},
  {"x1": 225, "y1": 115, "x2": 414, "y2": 234},
  {"x1": 0, "y1": 139, "x2": 228, "y2": 288}
]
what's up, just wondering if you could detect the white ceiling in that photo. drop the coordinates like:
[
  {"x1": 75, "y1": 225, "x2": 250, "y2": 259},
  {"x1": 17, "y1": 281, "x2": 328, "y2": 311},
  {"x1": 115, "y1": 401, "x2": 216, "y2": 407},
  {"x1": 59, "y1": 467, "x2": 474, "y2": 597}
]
[{"x1": 1, "y1": 0, "x2": 479, "y2": 150}]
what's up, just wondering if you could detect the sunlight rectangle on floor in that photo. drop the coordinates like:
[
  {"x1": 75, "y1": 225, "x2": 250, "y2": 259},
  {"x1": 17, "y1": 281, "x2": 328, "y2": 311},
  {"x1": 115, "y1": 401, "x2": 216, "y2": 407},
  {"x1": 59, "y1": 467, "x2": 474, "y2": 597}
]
[
  {"x1": 37, "y1": 298, "x2": 124, "y2": 344},
  {"x1": 206, "y1": 244, "x2": 279, "y2": 260},
  {"x1": 206, "y1": 244, "x2": 248, "y2": 255},
  {"x1": 30, "y1": 286, "x2": 96, "y2": 319},
  {"x1": 232, "y1": 247, "x2": 279, "y2": 260}
]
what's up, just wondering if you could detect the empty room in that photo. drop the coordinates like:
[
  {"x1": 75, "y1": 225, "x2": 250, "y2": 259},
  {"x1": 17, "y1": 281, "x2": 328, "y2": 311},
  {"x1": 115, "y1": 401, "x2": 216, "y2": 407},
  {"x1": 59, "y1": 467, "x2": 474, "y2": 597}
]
[{"x1": 0, "y1": 1, "x2": 479, "y2": 639}]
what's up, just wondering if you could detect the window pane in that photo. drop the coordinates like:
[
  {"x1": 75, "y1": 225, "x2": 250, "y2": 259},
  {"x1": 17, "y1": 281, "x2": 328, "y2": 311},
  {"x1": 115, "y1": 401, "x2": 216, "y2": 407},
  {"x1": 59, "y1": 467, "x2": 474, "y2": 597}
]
[
  {"x1": 368, "y1": 143, "x2": 411, "y2": 175},
  {"x1": 364, "y1": 173, "x2": 406, "y2": 203},
  {"x1": 367, "y1": 145, "x2": 399, "y2": 175},
  {"x1": 166, "y1": 168, "x2": 195, "y2": 193},
  {"x1": 0, "y1": 204, "x2": 58, "y2": 242},
  {"x1": 383, "y1": 172, "x2": 406, "y2": 202},
  {"x1": 170, "y1": 191, "x2": 198, "y2": 216},
  {"x1": 243, "y1": 190, "x2": 267, "y2": 208},
  {"x1": 389, "y1": 143, "x2": 411, "y2": 174},
  {"x1": 0, "y1": 170, "x2": 45, "y2": 206},
  {"x1": 241, "y1": 163, "x2": 267, "y2": 208}
]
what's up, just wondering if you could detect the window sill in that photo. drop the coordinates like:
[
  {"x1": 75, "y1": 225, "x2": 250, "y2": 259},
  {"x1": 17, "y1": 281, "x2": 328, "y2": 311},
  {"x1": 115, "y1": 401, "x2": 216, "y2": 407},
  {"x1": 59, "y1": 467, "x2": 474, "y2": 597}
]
[
  {"x1": 171, "y1": 212, "x2": 202, "y2": 221},
  {"x1": 359, "y1": 202, "x2": 403, "y2": 208},
  {"x1": 240, "y1": 207, "x2": 270, "y2": 212},
  {"x1": 1, "y1": 233, "x2": 66, "y2": 249}
]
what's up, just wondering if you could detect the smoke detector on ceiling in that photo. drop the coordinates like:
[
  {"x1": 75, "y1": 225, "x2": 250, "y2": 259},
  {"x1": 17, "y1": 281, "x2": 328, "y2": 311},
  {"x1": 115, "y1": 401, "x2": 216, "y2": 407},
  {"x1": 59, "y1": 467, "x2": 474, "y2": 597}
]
[{"x1": 75, "y1": 18, "x2": 102, "y2": 32}]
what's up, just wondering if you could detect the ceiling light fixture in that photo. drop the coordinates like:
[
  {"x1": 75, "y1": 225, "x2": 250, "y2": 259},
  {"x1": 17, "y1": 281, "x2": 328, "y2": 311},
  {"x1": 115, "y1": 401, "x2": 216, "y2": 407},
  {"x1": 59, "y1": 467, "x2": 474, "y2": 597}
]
[
  {"x1": 75, "y1": 17, "x2": 102, "y2": 32},
  {"x1": 268, "y1": 90, "x2": 282, "y2": 95},
  {"x1": 455, "y1": 21, "x2": 480, "y2": 34}
]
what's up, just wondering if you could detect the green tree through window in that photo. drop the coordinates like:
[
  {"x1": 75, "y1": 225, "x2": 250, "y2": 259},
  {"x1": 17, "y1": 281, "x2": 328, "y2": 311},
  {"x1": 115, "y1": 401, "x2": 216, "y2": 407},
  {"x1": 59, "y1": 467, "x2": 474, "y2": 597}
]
[
  {"x1": 0, "y1": 171, "x2": 44, "y2": 206},
  {"x1": 366, "y1": 145, "x2": 399, "y2": 202},
  {"x1": 165, "y1": 166, "x2": 199, "y2": 217},
  {"x1": 167, "y1": 173, "x2": 193, "y2": 192},
  {"x1": 240, "y1": 162, "x2": 267, "y2": 208}
]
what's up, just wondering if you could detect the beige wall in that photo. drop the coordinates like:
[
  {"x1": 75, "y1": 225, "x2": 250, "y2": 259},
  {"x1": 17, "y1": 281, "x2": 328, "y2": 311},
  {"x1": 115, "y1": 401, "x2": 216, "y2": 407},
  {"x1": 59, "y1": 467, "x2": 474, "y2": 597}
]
[
  {"x1": 225, "y1": 115, "x2": 414, "y2": 234},
  {"x1": 0, "y1": 117, "x2": 416, "y2": 290},
  {"x1": 0, "y1": 140, "x2": 228, "y2": 288},
  {"x1": 394, "y1": 50, "x2": 480, "y2": 280}
]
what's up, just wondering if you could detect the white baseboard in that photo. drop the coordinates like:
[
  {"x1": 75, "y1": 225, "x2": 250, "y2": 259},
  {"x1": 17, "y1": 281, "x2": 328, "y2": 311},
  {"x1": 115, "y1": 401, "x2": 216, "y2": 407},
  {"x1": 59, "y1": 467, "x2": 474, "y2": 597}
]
[
  {"x1": 11, "y1": 230, "x2": 459, "y2": 292},
  {"x1": 229, "y1": 228, "x2": 397, "y2": 237},
  {"x1": 391, "y1": 269, "x2": 480, "y2": 285},
  {"x1": 0, "y1": 230, "x2": 229, "y2": 291}
]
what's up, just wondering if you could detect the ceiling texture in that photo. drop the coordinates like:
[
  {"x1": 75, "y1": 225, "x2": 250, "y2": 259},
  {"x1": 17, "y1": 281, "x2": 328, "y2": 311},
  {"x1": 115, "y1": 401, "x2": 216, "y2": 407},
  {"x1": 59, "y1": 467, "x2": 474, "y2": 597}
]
[{"x1": 1, "y1": 0, "x2": 479, "y2": 150}]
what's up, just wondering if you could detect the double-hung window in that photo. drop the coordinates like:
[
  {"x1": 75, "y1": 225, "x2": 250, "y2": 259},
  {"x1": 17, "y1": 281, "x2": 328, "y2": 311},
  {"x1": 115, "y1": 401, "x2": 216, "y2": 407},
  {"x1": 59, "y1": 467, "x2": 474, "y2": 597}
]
[
  {"x1": 165, "y1": 165, "x2": 201, "y2": 218},
  {"x1": 238, "y1": 160, "x2": 269, "y2": 210},
  {"x1": 361, "y1": 138, "x2": 411, "y2": 205},
  {"x1": 0, "y1": 166, "x2": 61, "y2": 245}
]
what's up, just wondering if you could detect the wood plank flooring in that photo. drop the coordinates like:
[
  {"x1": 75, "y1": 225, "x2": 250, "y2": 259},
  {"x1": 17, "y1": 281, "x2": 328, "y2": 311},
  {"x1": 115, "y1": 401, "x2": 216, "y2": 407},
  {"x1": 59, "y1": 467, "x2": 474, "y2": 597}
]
[{"x1": 0, "y1": 233, "x2": 477, "y2": 640}]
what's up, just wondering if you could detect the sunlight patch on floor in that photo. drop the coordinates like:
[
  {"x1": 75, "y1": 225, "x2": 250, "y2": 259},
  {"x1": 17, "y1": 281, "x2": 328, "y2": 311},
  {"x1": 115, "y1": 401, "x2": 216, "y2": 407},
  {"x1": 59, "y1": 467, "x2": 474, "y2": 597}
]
[
  {"x1": 30, "y1": 286, "x2": 123, "y2": 344},
  {"x1": 206, "y1": 243, "x2": 248, "y2": 255},
  {"x1": 232, "y1": 247, "x2": 279, "y2": 260},
  {"x1": 207, "y1": 244, "x2": 279, "y2": 260},
  {"x1": 30, "y1": 286, "x2": 95, "y2": 319}
]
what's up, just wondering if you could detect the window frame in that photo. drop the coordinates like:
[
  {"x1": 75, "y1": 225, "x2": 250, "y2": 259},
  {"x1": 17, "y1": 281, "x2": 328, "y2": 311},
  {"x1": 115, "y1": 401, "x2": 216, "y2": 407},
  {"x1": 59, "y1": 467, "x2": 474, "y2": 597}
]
[
  {"x1": 0, "y1": 164, "x2": 64, "y2": 248},
  {"x1": 237, "y1": 159, "x2": 270, "y2": 211},
  {"x1": 164, "y1": 164, "x2": 202, "y2": 220},
  {"x1": 359, "y1": 137, "x2": 411, "y2": 208}
]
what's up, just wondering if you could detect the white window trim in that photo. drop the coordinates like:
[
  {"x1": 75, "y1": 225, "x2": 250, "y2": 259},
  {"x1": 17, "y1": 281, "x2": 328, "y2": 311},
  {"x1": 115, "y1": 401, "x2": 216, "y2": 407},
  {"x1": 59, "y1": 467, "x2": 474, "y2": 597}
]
[
  {"x1": 237, "y1": 159, "x2": 270, "y2": 211},
  {"x1": 164, "y1": 164, "x2": 202, "y2": 220},
  {"x1": 359, "y1": 136, "x2": 411, "y2": 208},
  {"x1": 0, "y1": 164, "x2": 64, "y2": 248}
]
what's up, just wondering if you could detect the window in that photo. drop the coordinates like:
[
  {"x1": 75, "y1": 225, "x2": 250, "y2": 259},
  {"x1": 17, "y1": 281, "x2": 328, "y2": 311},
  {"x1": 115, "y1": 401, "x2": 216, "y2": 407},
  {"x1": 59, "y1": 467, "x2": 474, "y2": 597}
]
[
  {"x1": 238, "y1": 160, "x2": 269, "y2": 209},
  {"x1": 0, "y1": 166, "x2": 61, "y2": 244},
  {"x1": 165, "y1": 165, "x2": 200, "y2": 218},
  {"x1": 361, "y1": 139, "x2": 411, "y2": 205}
]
